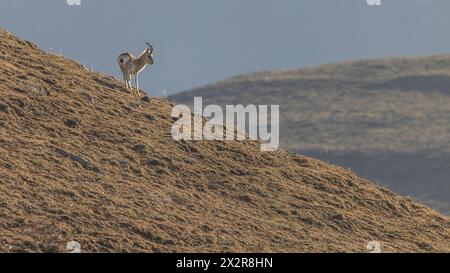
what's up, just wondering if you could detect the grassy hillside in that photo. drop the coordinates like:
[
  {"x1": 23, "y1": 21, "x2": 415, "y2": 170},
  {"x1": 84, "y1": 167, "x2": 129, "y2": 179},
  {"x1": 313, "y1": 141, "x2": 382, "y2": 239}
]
[
  {"x1": 171, "y1": 56, "x2": 450, "y2": 215},
  {"x1": 0, "y1": 28, "x2": 449, "y2": 252}
]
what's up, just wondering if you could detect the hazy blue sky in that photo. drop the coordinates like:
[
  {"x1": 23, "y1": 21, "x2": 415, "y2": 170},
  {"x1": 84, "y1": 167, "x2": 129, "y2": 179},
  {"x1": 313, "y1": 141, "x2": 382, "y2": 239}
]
[{"x1": 0, "y1": 0, "x2": 448, "y2": 95}]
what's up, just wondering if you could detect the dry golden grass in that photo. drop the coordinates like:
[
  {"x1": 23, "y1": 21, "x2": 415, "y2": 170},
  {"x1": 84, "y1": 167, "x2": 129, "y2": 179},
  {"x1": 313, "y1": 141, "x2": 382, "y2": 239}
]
[{"x1": 0, "y1": 29, "x2": 449, "y2": 253}]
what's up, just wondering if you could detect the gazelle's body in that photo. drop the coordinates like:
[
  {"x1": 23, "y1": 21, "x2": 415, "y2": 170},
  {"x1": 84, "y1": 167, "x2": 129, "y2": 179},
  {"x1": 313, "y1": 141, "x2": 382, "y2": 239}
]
[{"x1": 118, "y1": 43, "x2": 154, "y2": 94}]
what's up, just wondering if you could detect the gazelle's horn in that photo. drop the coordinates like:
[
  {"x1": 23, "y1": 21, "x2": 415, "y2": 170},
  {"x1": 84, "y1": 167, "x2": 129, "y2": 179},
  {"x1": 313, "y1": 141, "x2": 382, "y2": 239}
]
[{"x1": 146, "y1": 42, "x2": 154, "y2": 53}]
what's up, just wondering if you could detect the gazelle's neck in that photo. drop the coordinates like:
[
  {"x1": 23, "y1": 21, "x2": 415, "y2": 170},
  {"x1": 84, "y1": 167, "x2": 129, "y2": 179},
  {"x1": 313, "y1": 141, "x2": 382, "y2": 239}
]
[{"x1": 134, "y1": 56, "x2": 148, "y2": 72}]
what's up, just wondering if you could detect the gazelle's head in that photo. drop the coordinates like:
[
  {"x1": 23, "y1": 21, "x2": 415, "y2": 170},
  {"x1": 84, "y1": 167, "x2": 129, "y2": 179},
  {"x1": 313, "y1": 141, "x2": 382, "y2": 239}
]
[{"x1": 144, "y1": 42, "x2": 155, "y2": 65}]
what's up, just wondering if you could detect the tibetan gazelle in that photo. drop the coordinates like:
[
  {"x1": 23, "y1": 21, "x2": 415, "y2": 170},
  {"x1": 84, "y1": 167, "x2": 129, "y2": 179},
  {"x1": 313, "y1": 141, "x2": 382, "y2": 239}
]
[{"x1": 117, "y1": 42, "x2": 154, "y2": 94}]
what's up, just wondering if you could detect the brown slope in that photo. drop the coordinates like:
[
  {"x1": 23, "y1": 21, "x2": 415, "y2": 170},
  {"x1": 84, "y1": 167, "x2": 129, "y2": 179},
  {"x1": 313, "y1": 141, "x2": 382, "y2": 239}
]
[
  {"x1": 0, "y1": 29, "x2": 449, "y2": 253},
  {"x1": 170, "y1": 57, "x2": 450, "y2": 215}
]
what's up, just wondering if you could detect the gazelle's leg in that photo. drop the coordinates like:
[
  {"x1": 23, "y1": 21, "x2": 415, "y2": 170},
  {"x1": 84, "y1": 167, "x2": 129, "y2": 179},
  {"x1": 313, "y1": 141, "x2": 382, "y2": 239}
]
[
  {"x1": 125, "y1": 73, "x2": 132, "y2": 90},
  {"x1": 122, "y1": 72, "x2": 129, "y2": 89},
  {"x1": 135, "y1": 74, "x2": 140, "y2": 95},
  {"x1": 127, "y1": 75, "x2": 132, "y2": 90}
]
